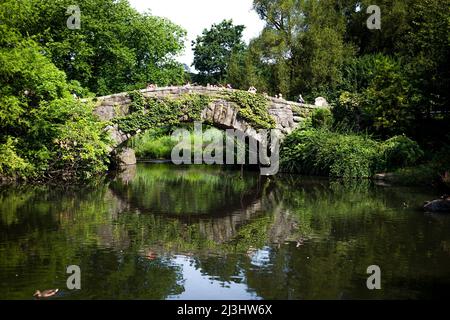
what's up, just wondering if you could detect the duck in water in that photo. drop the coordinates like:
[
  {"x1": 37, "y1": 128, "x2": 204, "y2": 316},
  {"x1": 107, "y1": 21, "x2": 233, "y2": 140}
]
[{"x1": 33, "y1": 289, "x2": 59, "y2": 299}]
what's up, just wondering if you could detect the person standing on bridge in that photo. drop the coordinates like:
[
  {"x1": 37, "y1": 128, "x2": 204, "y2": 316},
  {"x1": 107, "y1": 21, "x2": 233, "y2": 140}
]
[{"x1": 298, "y1": 94, "x2": 305, "y2": 104}]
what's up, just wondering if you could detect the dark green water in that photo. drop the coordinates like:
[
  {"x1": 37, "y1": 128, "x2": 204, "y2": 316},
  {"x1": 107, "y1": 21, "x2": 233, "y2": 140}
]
[{"x1": 1, "y1": 164, "x2": 450, "y2": 300}]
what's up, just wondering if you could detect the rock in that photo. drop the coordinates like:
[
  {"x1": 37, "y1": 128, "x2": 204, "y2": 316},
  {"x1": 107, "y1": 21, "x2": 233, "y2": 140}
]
[
  {"x1": 117, "y1": 164, "x2": 137, "y2": 183},
  {"x1": 106, "y1": 124, "x2": 128, "y2": 147},
  {"x1": 116, "y1": 148, "x2": 136, "y2": 166},
  {"x1": 373, "y1": 173, "x2": 397, "y2": 181},
  {"x1": 424, "y1": 199, "x2": 450, "y2": 213},
  {"x1": 314, "y1": 97, "x2": 329, "y2": 107},
  {"x1": 373, "y1": 180, "x2": 392, "y2": 187},
  {"x1": 94, "y1": 105, "x2": 115, "y2": 121}
]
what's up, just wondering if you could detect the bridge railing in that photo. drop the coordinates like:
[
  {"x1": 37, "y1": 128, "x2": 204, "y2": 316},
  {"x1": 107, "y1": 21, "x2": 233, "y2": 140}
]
[{"x1": 92, "y1": 85, "x2": 317, "y2": 110}]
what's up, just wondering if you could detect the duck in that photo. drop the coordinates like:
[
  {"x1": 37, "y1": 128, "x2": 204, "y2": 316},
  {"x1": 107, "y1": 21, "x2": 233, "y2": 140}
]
[
  {"x1": 146, "y1": 251, "x2": 158, "y2": 261},
  {"x1": 246, "y1": 246, "x2": 257, "y2": 258},
  {"x1": 33, "y1": 289, "x2": 59, "y2": 299}
]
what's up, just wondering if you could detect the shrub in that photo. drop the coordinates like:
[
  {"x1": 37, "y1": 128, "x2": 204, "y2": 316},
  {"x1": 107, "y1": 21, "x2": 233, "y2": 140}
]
[
  {"x1": 311, "y1": 108, "x2": 333, "y2": 129},
  {"x1": 380, "y1": 135, "x2": 424, "y2": 170},
  {"x1": 281, "y1": 128, "x2": 382, "y2": 178},
  {"x1": 0, "y1": 137, "x2": 31, "y2": 179},
  {"x1": 0, "y1": 29, "x2": 110, "y2": 182},
  {"x1": 333, "y1": 91, "x2": 365, "y2": 130},
  {"x1": 49, "y1": 100, "x2": 110, "y2": 181}
]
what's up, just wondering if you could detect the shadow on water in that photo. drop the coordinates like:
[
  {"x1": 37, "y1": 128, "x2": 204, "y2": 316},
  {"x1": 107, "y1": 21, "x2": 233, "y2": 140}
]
[{"x1": 0, "y1": 163, "x2": 450, "y2": 299}]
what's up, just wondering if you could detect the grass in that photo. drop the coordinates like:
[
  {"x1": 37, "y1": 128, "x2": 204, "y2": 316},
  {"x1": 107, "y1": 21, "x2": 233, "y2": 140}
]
[
  {"x1": 129, "y1": 126, "x2": 224, "y2": 160},
  {"x1": 131, "y1": 133, "x2": 176, "y2": 159}
]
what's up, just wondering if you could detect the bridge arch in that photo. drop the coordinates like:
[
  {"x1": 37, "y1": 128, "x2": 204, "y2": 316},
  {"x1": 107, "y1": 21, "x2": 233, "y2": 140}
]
[{"x1": 92, "y1": 86, "x2": 319, "y2": 166}]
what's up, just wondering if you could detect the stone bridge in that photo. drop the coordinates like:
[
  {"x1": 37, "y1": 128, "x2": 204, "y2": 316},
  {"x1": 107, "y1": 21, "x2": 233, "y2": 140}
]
[{"x1": 92, "y1": 86, "x2": 320, "y2": 165}]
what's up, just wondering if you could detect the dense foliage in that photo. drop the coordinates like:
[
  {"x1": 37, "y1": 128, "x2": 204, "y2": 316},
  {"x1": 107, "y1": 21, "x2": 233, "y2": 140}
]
[
  {"x1": 0, "y1": 0, "x2": 187, "y2": 181},
  {"x1": 380, "y1": 136, "x2": 424, "y2": 171},
  {"x1": 114, "y1": 92, "x2": 209, "y2": 134},
  {"x1": 0, "y1": 26, "x2": 110, "y2": 181},
  {"x1": 227, "y1": 91, "x2": 275, "y2": 129},
  {"x1": 281, "y1": 128, "x2": 381, "y2": 178},
  {"x1": 0, "y1": 0, "x2": 186, "y2": 96},
  {"x1": 280, "y1": 126, "x2": 424, "y2": 179},
  {"x1": 225, "y1": 0, "x2": 449, "y2": 143},
  {"x1": 1, "y1": 0, "x2": 448, "y2": 185},
  {"x1": 192, "y1": 20, "x2": 245, "y2": 84}
]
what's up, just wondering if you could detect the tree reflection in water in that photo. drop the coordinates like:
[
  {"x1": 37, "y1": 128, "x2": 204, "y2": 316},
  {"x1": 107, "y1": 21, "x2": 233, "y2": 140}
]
[{"x1": 0, "y1": 164, "x2": 450, "y2": 299}]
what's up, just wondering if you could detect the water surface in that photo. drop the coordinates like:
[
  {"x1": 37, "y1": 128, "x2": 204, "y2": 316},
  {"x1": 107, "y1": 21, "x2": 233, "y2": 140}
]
[{"x1": 1, "y1": 164, "x2": 449, "y2": 299}]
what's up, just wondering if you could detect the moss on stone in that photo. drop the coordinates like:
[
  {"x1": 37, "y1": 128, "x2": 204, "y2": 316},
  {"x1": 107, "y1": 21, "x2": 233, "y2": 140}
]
[
  {"x1": 114, "y1": 91, "x2": 210, "y2": 134},
  {"x1": 226, "y1": 91, "x2": 275, "y2": 129}
]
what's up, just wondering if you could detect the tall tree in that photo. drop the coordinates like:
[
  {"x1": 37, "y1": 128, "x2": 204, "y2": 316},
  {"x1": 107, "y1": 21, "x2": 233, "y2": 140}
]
[
  {"x1": 227, "y1": 0, "x2": 349, "y2": 99},
  {"x1": 0, "y1": 0, "x2": 187, "y2": 95},
  {"x1": 192, "y1": 20, "x2": 245, "y2": 84},
  {"x1": 401, "y1": 0, "x2": 450, "y2": 117}
]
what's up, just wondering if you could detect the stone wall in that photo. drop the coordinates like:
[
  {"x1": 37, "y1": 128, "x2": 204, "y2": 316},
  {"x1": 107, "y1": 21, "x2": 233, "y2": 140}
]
[{"x1": 94, "y1": 86, "x2": 317, "y2": 129}]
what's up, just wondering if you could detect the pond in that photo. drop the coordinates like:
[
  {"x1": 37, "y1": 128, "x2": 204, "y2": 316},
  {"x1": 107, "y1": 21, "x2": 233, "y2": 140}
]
[{"x1": 1, "y1": 164, "x2": 450, "y2": 299}]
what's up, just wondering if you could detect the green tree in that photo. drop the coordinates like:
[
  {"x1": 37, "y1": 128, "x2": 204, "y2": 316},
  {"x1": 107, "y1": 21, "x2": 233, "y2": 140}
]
[
  {"x1": 226, "y1": 44, "x2": 272, "y2": 93},
  {"x1": 0, "y1": 25, "x2": 109, "y2": 180},
  {"x1": 0, "y1": 0, "x2": 187, "y2": 96},
  {"x1": 192, "y1": 20, "x2": 245, "y2": 84},
  {"x1": 401, "y1": 0, "x2": 450, "y2": 117},
  {"x1": 335, "y1": 54, "x2": 414, "y2": 137},
  {"x1": 361, "y1": 55, "x2": 413, "y2": 136},
  {"x1": 343, "y1": 0, "x2": 412, "y2": 55},
  {"x1": 236, "y1": 0, "x2": 448, "y2": 143},
  {"x1": 228, "y1": 0, "x2": 349, "y2": 100}
]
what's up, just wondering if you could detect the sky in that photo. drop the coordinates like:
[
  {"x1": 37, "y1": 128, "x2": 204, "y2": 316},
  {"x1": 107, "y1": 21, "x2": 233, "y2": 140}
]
[{"x1": 128, "y1": 0, "x2": 265, "y2": 69}]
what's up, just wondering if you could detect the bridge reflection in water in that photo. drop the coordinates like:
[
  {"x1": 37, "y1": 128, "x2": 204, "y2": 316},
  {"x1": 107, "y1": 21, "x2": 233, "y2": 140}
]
[
  {"x1": 108, "y1": 164, "x2": 300, "y2": 248},
  {"x1": 0, "y1": 163, "x2": 449, "y2": 299}
]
